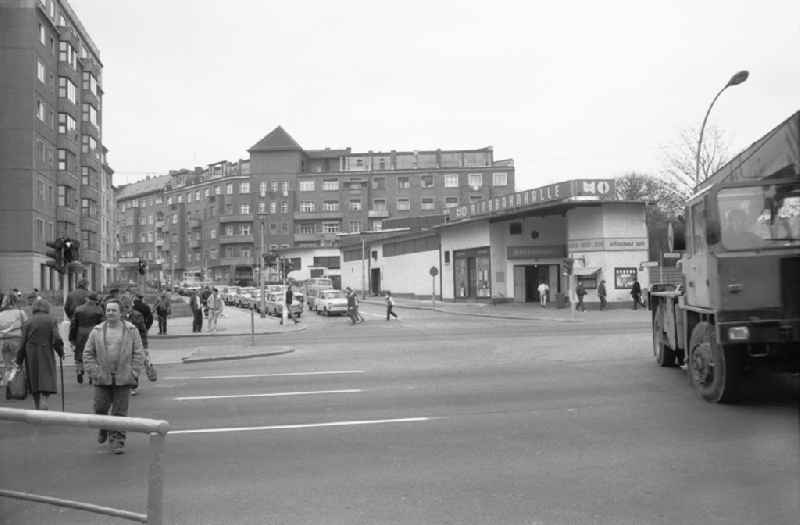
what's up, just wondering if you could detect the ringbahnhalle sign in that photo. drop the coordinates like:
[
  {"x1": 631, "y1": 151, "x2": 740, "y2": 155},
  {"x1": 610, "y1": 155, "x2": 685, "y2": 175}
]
[{"x1": 449, "y1": 179, "x2": 617, "y2": 222}]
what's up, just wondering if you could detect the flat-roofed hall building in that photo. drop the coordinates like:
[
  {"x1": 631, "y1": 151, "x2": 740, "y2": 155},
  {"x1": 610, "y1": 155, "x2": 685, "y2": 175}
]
[
  {"x1": 115, "y1": 127, "x2": 515, "y2": 285},
  {"x1": 0, "y1": 0, "x2": 115, "y2": 292}
]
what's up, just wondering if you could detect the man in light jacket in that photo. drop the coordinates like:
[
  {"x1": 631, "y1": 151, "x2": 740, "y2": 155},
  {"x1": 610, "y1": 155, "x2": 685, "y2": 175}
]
[{"x1": 83, "y1": 299, "x2": 145, "y2": 454}]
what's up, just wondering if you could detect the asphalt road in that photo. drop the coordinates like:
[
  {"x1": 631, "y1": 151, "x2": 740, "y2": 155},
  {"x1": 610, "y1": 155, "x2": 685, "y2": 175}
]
[{"x1": 1, "y1": 303, "x2": 798, "y2": 524}]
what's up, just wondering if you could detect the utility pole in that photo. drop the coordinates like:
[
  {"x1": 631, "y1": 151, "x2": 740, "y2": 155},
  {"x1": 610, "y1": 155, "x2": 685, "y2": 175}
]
[
  {"x1": 361, "y1": 236, "x2": 366, "y2": 299},
  {"x1": 259, "y1": 217, "x2": 266, "y2": 318}
]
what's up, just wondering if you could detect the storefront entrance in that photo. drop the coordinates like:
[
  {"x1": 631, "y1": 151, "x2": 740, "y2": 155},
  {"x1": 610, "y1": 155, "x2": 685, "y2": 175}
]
[
  {"x1": 513, "y1": 264, "x2": 559, "y2": 303},
  {"x1": 453, "y1": 247, "x2": 491, "y2": 300}
]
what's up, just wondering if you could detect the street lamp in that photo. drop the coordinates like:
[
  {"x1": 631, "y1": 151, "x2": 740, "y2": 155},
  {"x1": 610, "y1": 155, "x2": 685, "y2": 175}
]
[
  {"x1": 695, "y1": 70, "x2": 749, "y2": 185},
  {"x1": 256, "y1": 212, "x2": 269, "y2": 317}
]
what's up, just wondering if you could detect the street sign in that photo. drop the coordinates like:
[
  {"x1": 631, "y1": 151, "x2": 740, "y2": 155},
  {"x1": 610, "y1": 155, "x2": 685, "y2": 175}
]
[
  {"x1": 429, "y1": 266, "x2": 439, "y2": 277},
  {"x1": 640, "y1": 261, "x2": 659, "y2": 268},
  {"x1": 663, "y1": 252, "x2": 682, "y2": 259}
]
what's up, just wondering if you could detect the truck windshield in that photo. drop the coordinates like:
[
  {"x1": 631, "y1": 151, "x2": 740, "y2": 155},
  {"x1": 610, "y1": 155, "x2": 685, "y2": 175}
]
[{"x1": 718, "y1": 181, "x2": 800, "y2": 249}]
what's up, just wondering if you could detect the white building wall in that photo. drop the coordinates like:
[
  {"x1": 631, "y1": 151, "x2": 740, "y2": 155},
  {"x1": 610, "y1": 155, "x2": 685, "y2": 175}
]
[
  {"x1": 377, "y1": 250, "x2": 441, "y2": 297},
  {"x1": 567, "y1": 203, "x2": 649, "y2": 303},
  {"x1": 440, "y1": 221, "x2": 490, "y2": 300}
]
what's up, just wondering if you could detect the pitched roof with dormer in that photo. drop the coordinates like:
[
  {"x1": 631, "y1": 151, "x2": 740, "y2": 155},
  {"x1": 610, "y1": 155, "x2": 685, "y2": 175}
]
[{"x1": 248, "y1": 126, "x2": 304, "y2": 153}]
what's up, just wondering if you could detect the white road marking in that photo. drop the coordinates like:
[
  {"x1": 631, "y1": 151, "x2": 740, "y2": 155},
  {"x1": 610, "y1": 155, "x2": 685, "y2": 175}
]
[
  {"x1": 164, "y1": 370, "x2": 365, "y2": 380},
  {"x1": 170, "y1": 416, "x2": 435, "y2": 435},
  {"x1": 175, "y1": 389, "x2": 361, "y2": 401}
]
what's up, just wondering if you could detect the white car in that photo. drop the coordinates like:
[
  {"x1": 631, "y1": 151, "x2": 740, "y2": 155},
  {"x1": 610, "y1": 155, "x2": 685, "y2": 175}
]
[{"x1": 315, "y1": 289, "x2": 348, "y2": 316}]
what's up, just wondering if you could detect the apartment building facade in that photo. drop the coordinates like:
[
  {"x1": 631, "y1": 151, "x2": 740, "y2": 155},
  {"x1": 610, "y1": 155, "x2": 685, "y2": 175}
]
[
  {"x1": 0, "y1": 0, "x2": 114, "y2": 292},
  {"x1": 115, "y1": 127, "x2": 515, "y2": 285}
]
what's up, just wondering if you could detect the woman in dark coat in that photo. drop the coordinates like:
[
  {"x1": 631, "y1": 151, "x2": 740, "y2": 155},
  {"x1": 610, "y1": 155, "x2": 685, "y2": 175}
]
[{"x1": 16, "y1": 299, "x2": 64, "y2": 410}]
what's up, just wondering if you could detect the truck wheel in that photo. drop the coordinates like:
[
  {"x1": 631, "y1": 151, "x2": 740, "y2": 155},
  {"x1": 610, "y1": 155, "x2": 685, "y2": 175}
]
[
  {"x1": 653, "y1": 305, "x2": 676, "y2": 367},
  {"x1": 687, "y1": 322, "x2": 743, "y2": 403}
]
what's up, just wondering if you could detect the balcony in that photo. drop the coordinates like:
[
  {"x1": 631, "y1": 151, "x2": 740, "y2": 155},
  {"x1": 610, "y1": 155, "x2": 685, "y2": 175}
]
[
  {"x1": 218, "y1": 234, "x2": 254, "y2": 245},
  {"x1": 189, "y1": 239, "x2": 201, "y2": 249},
  {"x1": 293, "y1": 210, "x2": 343, "y2": 220},
  {"x1": 189, "y1": 218, "x2": 202, "y2": 229},
  {"x1": 293, "y1": 232, "x2": 327, "y2": 243},
  {"x1": 218, "y1": 256, "x2": 254, "y2": 267},
  {"x1": 368, "y1": 209, "x2": 390, "y2": 218},
  {"x1": 219, "y1": 214, "x2": 253, "y2": 224}
]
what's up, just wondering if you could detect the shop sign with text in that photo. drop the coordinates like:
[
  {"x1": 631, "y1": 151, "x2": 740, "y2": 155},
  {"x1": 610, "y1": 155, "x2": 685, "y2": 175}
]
[
  {"x1": 449, "y1": 179, "x2": 617, "y2": 221},
  {"x1": 568, "y1": 237, "x2": 647, "y2": 252},
  {"x1": 507, "y1": 244, "x2": 566, "y2": 259}
]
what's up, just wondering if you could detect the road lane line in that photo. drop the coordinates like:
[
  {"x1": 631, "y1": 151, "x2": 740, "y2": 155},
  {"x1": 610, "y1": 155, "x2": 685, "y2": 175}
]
[
  {"x1": 170, "y1": 416, "x2": 436, "y2": 435},
  {"x1": 164, "y1": 370, "x2": 365, "y2": 380},
  {"x1": 174, "y1": 389, "x2": 361, "y2": 401}
]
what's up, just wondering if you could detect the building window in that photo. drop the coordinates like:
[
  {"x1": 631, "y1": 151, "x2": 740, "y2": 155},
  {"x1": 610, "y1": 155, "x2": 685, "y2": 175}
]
[
  {"x1": 322, "y1": 178, "x2": 339, "y2": 191},
  {"x1": 421, "y1": 198, "x2": 435, "y2": 210},
  {"x1": 257, "y1": 202, "x2": 265, "y2": 214},
  {"x1": 299, "y1": 180, "x2": 315, "y2": 192},
  {"x1": 259, "y1": 182, "x2": 267, "y2": 196},
  {"x1": 493, "y1": 172, "x2": 508, "y2": 186},
  {"x1": 39, "y1": 24, "x2": 46, "y2": 46},
  {"x1": 281, "y1": 222, "x2": 289, "y2": 233},
  {"x1": 270, "y1": 181, "x2": 278, "y2": 193},
  {"x1": 241, "y1": 224, "x2": 251, "y2": 235},
  {"x1": 82, "y1": 71, "x2": 98, "y2": 96},
  {"x1": 240, "y1": 182, "x2": 250, "y2": 193},
  {"x1": 444, "y1": 174, "x2": 459, "y2": 188},
  {"x1": 279, "y1": 201, "x2": 287, "y2": 214},
  {"x1": 509, "y1": 222, "x2": 522, "y2": 235},
  {"x1": 421, "y1": 175, "x2": 434, "y2": 188},
  {"x1": 371, "y1": 220, "x2": 383, "y2": 231},
  {"x1": 172, "y1": 214, "x2": 178, "y2": 224},
  {"x1": 177, "y1": 194, "x2": 183, "y2": 203},
  {"x1": 186, "y1": 192, "x2": 192, "y2": 203},
  {"x1": 195, "y1": 190, "x2": 201, "y2": 201},
  {"x1": 349, "y1": 221, "x2": 361, "y2": 233},
  {"x1": 37, "y1": 59, "x2": 46, "y2": 83},
  {"x1": 445, "y1": 196, "x2": 459, "y2": 208},
  {"x1": 469, "y1": 194, "x2": 483, "y2": 202},
  {"x1": 240, "y1": 204, "x2": 250, "y2": 215},
  {"x1": 350, "y1": 200, "x2": 362, "y2": 211},
  {"x1": 214, "y1": 185, "x2": 221, "y2": 195},
  {"x1": 298, "y1": 223, "x2": 315, "y2": 234},
  {"x1": 81, "y1": 198, "x2": 96, "y2": 218},
  {"x1": 81, "y1": 135, "x2": 97, "y2": 154},
  {"x1": 81, "y1": 103, "x2": 98, "y2": 127},
  {"x1": 280, "y1": 181, "x2": 288, "y2": 195},
  {"x1": 372, "y1": 177, "x2": 385, "y2": 190},
  {"x1": 396, "y1": 198, "x2": 410, "y2": 211},
  {"x1": 56, "y1": 148, "x2": 68, "y2": 170},
  {"x1": 81, "y1": 166, "x2": 90, "y2": 185},
  {"x1": 203, "y1": 188, "x2": 210, "y2": 198},
  {"x1": 36, "y1": 100, "x2": 46, "y2": 121},
  {"x1": 58, "y1": 77, "x2": 76, "y2": 104},
  {"x1": 322, "y1": 221, "x2": 340, "y2": 233},
  {"x1": 468, "y1": 173, "x2": 483, "y2": 188},
  {"x1": 225, "y1": 225, "x2": 234, "y2": 236},
  {"x1": 269, "y1": 201, "x2": 277, "y2": 214},
  {"x1": 226, "y1": 183, "x2": 233, "y2": 195},
  {"x1": 224, "y1": 202, "x2": 232, "y2": 215},
  {"x1": 323, "y1": 201, "x2": 339, "y2": 212},
  {"x1": 398, "y1": 176, "x2": 410, "y2": 189},
  {"x1": 57, "y1": 113, "x2": 76, "y2": 135},
  {"x1": 300, "y1": 201, "x2": 315, "y2": 213},
  {"x1": 35, "y1": 219, "x2": 44, "y2": 242},
  {"x1": 209, "y1": 228, "x2": 217, "y2": 239},
  {"x1": 166, "y1": 196, "x2": 173, "y2": 205},
  {"x1": 241, "y1": 248, "x2": 251, "y2": 258},
  {"x1": 373, "y1": 199, "x2": 386, "y2": 211}
]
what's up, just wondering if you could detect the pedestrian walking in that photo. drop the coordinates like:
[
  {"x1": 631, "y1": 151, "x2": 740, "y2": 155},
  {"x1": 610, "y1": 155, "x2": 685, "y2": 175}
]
[
  {"x1": 0, "y1": 294, "x2": 28, "y2": 386},
  {"x1": 15, "y1": 299, "x2": 64, "y2": 410},
  {"x1": 64, "y1": 279, "x2": 91, "y2": 320},
  {"x1": 207, "y1": 288, "x2": 225, "y2": 331},
  {"x1": 537, "y1": 281, "x2": 550, "y2": 307},
  {"x1": 200, "y1": 286, "x2": 212, "y2": 319},
  {"x1": 631, "y1": 279, "x2": 643, "y2": 310},
  {"x1": 69, "y1": 293, "x2": 104, "y2": 384},
  {"x1": 345, "y1": 287, "x2": 360, "y2": 324},
  {"x1": 82, "y1": 299, "x2": 145, "y2": 454},
  {"x1": 575, "y1": 282, "x2": 587, "y2": 312},
  {"x1": 597, "y1": 280, "x2": 608, "y2": 310},
  {"x1": 281, "y1": 286, "x2": 299, "y2": 325},
  {"x1": 128, "y1": 295, "x2": 151, "y2": 396},
  {"x1": 189, "y1": 291, "x2": 203, "y2": 332},
  {"x1": 385, "y1": 291, "x2": 398, "y2": 320},
  {"x1": 155, "y1": 293, "x2": 171, "y2": 335}
]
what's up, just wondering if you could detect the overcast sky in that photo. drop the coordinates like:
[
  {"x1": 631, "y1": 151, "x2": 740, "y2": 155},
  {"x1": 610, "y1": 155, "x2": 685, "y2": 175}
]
[{"x1": 70, "y1": 0, "x2": 800, "y2": 190}]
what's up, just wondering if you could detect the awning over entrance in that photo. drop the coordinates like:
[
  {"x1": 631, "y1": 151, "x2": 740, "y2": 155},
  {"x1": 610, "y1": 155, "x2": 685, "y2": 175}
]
[{"x1": 573, "y1": 267, "x2": 601, "y2": 276}]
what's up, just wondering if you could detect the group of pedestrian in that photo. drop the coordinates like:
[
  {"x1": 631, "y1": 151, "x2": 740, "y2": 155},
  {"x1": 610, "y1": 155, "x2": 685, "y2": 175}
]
[
  {"x1": 345, "y1": 287, "x2": 364, "y2": 324},
  {"x1": 572, "y1": 278, "x2": 641, "y2": 311},
  {"x1": 189, "y1": 287, "x2": 224, "y2": 332}
]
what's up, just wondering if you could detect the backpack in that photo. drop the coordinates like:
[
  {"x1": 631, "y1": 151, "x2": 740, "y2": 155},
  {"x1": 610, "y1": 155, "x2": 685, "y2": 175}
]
[{"x1": 127, "y1": 309, "x2": 146, "y2": 333}]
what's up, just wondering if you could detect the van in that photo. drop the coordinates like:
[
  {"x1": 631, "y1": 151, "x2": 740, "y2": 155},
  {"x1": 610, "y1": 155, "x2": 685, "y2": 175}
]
[{"x1": 304, "y1": 278, "x2": 334, "y2": 311}]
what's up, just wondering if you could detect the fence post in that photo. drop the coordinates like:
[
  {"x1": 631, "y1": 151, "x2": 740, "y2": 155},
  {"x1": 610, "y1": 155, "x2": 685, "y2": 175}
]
[{"x1": 147, "y1": 431, "x2": 166, "y2": 525}]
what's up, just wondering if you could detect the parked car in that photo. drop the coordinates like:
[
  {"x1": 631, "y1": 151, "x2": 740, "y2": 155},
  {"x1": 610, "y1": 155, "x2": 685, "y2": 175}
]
[
  {"x1": 237, "y1": 287, "x2": 259, "y2": 308},
  {"x1": 314, "y1": 289, "x2": 348, "y2": 316},
  {"x1": 264, "y1": 292, "x2": 302, "y2": 318}
]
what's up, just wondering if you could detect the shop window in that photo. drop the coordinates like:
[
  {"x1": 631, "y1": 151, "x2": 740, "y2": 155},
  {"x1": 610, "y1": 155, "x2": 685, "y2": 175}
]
[
  {"x1": 444, "y1": 251, "x2": 450, "y2": 264},
  {"x1": 614, "y1": 267, "x2": 638, "y2": 289},
  {"x1": 509, "y1": 222, "x2": 522, "y2": 235}
]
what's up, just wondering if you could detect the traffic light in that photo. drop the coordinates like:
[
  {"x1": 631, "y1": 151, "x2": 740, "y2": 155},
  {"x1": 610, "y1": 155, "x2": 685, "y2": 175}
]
[
  {"x1": 561, "y1": 257, "x2": 575, "y2": 276},
  {"x1": 45, "y1": 238, "x2": 65, "y2": 274},
  {"x1": 138, "y1": 258, "x2": 147, "y2": 275},
  {"x1": 63, "y1": 238, "x2": 80, "y2": 264}
]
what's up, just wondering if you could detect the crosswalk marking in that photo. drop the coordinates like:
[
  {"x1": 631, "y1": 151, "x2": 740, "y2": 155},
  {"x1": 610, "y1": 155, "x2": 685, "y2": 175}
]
[
  {"x1": 170, "y1": 416, "x2": 435, "y2": 435},
  {"x1": 164, "y1": 370, "x2": 365, "y2": 380},
  {"x1": 175, "y1": 388, "x2": 361, "y2": 401}
]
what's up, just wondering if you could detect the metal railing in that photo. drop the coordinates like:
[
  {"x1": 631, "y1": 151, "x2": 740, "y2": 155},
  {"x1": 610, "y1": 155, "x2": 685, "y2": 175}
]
[{"x1": 0, "y1": 407, "x2": 169, "y2": 524}]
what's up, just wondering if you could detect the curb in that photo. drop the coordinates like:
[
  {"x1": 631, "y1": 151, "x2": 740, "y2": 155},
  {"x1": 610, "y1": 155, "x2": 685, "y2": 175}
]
[
  {"x1": 150, "y1": 325, "x2": 307, "y2": 340},
  {"x1": 360, "y1": 300, "x2": 579, "y2": 323},
  {"x1": 181, "y1": 348, "x2": 295, "y2": 364}
]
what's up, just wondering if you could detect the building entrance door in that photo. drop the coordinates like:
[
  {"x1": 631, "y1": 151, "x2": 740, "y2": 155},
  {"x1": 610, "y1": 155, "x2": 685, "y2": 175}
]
[
  {"x1": 466, "y1": 258, "x2": 477, "y2": 297},
  {"x1": 370, "y1": 268, "x2": 381, "y2": 296},
  {"x1": 513, "y1": 266, "x2": 525, "y2": 303}
]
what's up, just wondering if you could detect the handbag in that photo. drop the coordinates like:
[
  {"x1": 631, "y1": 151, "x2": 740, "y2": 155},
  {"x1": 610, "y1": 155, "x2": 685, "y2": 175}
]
[
  {"x1": 5, "y1": 365, "x2": 27, "y2": 400},
  {"x1": 145, "y1": 359, "x2": 157, "y2": 382}
]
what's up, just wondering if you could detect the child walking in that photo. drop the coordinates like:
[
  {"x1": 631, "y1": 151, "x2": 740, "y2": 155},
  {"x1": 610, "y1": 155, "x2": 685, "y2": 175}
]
[{"x1": 385, "y1": 292, "x2": 398, "y2": 321}]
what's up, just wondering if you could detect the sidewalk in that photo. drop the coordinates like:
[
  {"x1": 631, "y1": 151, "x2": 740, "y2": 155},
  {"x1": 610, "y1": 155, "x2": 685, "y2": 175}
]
[
  {"x1": 149, "y1": 307, "x2": 307, "y2": 339},
  {"x1": 361, "y1": 296, "x2": 652, "y2": 323}
]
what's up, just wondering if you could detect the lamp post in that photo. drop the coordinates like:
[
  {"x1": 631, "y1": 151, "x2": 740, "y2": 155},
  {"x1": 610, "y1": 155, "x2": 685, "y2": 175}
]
[
  {"x1": 256, "y1": 212, "x2": 268, "y2": 317},
  {"x1": 695, "y1": 70, "x2": 749, "y2": 185}
]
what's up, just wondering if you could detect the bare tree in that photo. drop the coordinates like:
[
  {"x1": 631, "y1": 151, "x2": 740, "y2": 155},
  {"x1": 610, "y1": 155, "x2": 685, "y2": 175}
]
[{"x1": 661, "y1": 125, "x2": 731, "y2": 192}]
